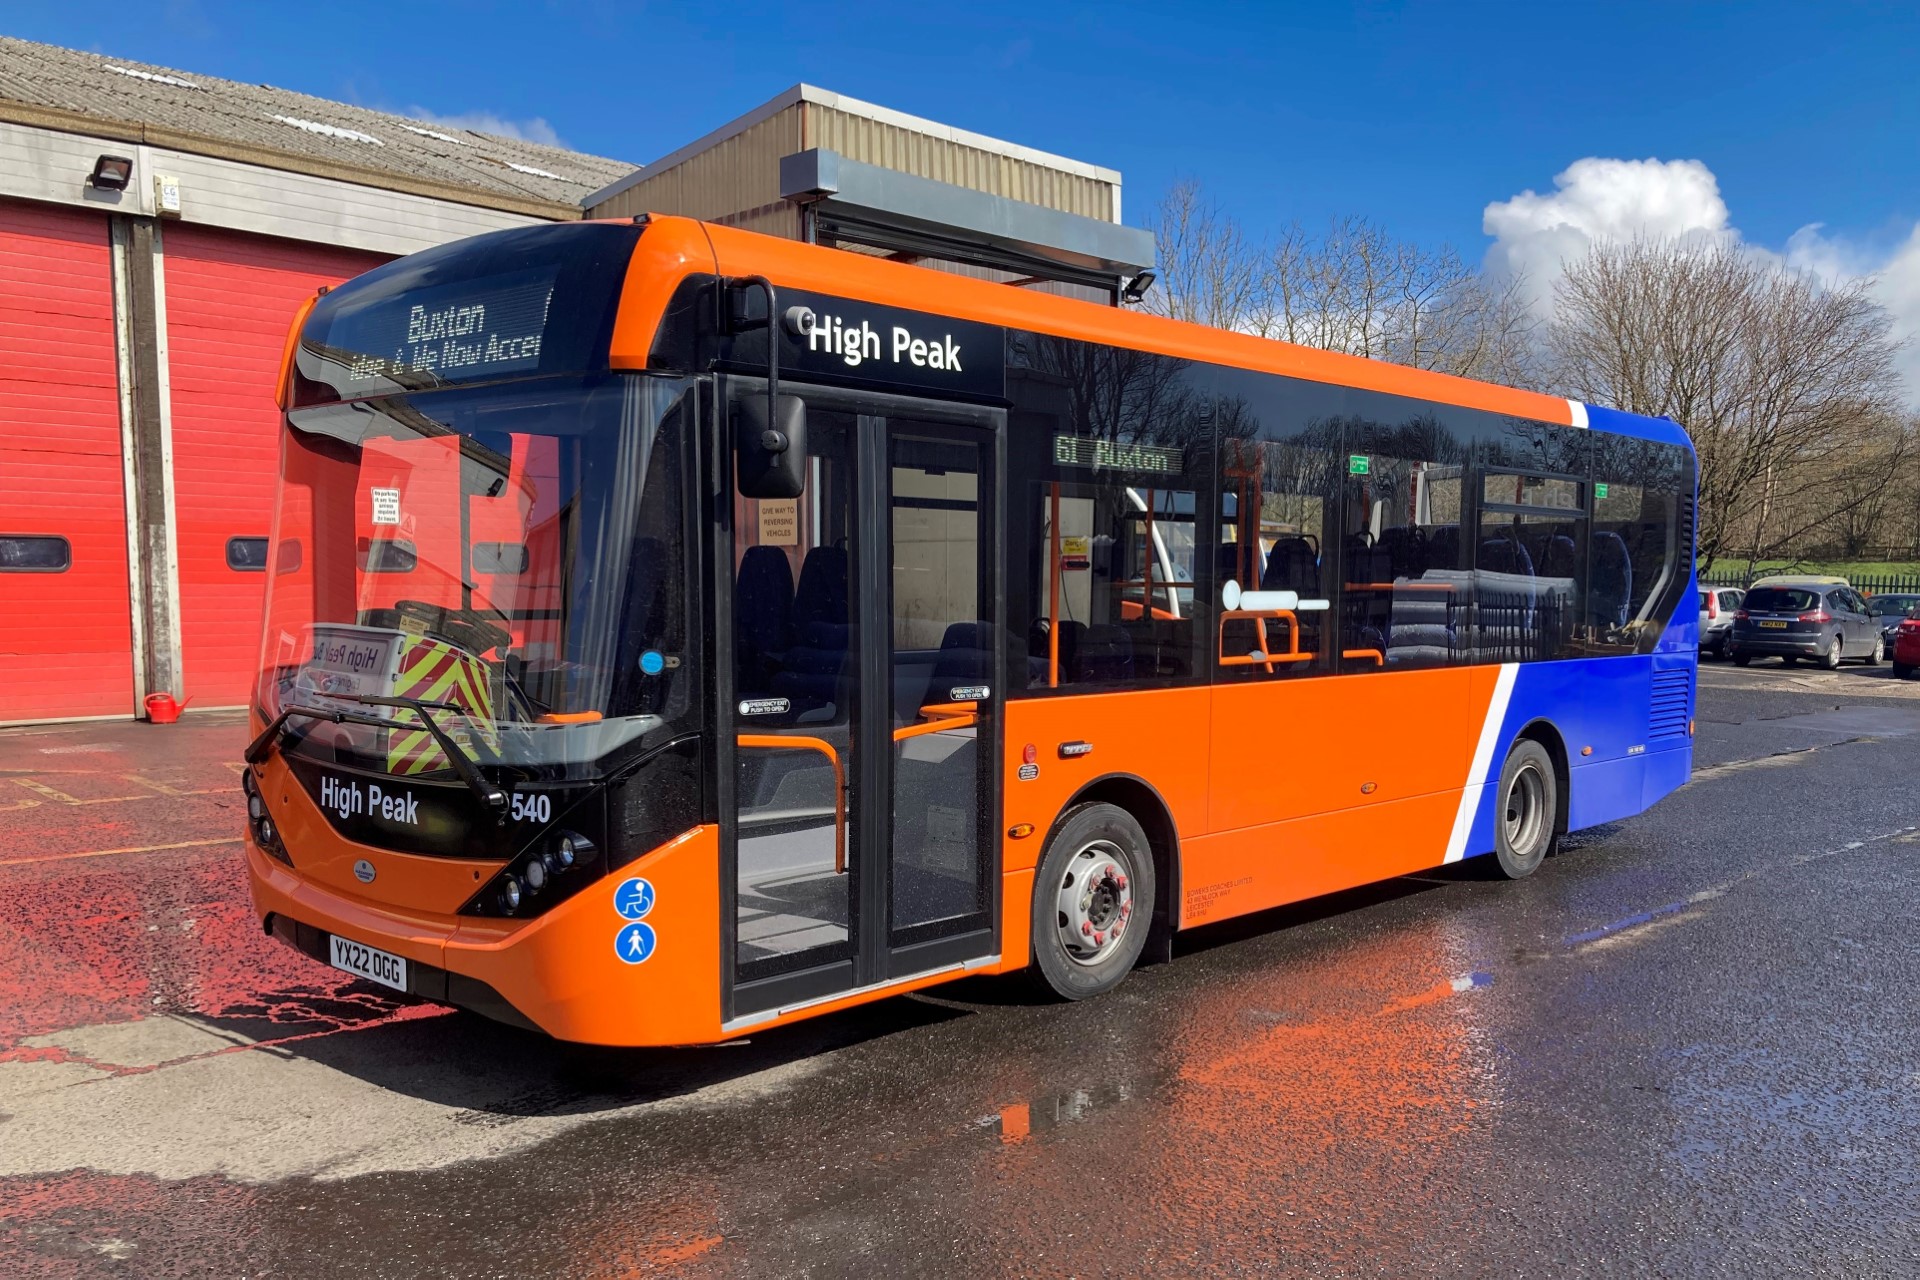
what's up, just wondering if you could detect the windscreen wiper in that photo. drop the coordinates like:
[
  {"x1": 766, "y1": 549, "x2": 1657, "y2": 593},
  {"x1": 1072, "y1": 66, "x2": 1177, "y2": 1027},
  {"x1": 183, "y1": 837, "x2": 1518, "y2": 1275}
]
[{"x1": 245, "y1": 693, "x2": 509, "y2": 813}]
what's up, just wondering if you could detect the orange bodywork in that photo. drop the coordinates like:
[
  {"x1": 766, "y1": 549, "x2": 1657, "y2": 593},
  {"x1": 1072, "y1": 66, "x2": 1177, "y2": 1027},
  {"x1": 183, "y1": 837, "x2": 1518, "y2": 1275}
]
[{"x1": 251, "y1": 215, "x2": 1570, "y2": 1046}]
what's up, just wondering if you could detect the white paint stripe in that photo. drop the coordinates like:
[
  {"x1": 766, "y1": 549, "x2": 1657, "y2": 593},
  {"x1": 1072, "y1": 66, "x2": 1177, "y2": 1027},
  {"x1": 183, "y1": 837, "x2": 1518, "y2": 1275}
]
[
  {"x1": 1567, "y1": 399, "x2": 1590, "y2": 429},
  {"x1": 1444, "y1": 663, "x2": 1519, "y2": 864}
]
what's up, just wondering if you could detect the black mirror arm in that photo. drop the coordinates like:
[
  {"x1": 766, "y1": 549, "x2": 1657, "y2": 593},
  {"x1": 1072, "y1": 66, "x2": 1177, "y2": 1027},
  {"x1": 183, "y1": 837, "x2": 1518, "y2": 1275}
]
[{"x1": 740, "y1": 274, "x2": 778, "y2": 438}]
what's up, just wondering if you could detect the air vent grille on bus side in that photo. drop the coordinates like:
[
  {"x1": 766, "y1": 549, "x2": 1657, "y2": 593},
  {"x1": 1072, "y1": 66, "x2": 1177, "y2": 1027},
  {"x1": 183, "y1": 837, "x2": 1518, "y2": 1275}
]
[{"x1": 1649, "y1": 669, "x2": 1692, "y2": 741}]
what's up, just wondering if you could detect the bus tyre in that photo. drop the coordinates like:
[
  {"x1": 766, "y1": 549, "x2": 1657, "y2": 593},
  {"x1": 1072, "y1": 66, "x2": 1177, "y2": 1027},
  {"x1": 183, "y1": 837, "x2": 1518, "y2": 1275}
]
[
  {"x1": 1493, "y1": 739, "x2": 1558, "y2": 880},
  {"x1": 1030, "y1": 803, "x2": 1155, "y2": 1001}
]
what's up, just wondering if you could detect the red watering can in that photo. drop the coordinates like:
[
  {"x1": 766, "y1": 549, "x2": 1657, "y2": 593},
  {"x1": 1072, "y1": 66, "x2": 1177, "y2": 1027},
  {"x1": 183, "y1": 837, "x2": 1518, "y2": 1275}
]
[{"x1": 144, "y1": 692, "x2": 189, "y2": 724}]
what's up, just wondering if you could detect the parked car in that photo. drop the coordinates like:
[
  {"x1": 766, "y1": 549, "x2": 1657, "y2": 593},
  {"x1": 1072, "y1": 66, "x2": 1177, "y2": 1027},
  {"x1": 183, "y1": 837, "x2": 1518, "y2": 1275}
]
[
  {"x1": 1868, "y1": 592, "x2": 1920, "y2": 644},
  {"x1": 1893, "y1": 611, "x2": 1920, "y2": 678},
  {"x1": 1698, "y1": 586, "x2": 1744, "y2": 658},
  {"x1": 1730, "y1": 577, "x2": 1884, "y2": 668}
]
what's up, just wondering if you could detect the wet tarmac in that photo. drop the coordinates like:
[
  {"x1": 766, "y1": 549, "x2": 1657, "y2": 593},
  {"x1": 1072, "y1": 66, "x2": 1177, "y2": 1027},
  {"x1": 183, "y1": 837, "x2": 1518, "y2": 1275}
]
[{"x1": 3, "y1": 663, "x2": 1920, "y2": 1277}]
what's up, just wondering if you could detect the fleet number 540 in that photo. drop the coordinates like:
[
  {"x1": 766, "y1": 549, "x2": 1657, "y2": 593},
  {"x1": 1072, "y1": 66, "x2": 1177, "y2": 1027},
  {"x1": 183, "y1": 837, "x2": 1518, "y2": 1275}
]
[{"x1": 510, "y1": 792, "x2": 552, "y2": 823}]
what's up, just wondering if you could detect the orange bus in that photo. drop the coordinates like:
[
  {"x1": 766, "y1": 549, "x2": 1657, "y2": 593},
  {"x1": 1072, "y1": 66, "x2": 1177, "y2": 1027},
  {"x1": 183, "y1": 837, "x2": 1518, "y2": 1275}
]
[{"x1": 244, "y1": 216, "x2": 1698, "y2": 1044}]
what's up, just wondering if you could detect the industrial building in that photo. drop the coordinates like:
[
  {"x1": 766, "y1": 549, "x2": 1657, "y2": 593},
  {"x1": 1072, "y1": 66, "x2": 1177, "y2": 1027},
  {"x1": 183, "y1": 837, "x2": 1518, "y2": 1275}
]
[{"x1": 0, "y1": 38, "x2": 1149, "y2": 724}]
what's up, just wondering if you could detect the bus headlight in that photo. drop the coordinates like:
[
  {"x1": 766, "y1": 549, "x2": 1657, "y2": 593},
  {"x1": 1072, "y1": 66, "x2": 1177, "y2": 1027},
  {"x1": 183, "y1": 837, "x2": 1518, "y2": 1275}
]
[
  {"x1": 499, "y1": 876, "x2": 523, "y2": 913},
  {"x1": 242, "y1": 768, "x2": 292, "y2": 866}
]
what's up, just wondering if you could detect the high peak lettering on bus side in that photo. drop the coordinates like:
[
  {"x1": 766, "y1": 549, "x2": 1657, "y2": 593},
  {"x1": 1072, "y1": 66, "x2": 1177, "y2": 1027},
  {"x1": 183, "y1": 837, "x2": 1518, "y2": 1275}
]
[{"x1": 805, "y1": 313, "x2": 962, "y2": 372}]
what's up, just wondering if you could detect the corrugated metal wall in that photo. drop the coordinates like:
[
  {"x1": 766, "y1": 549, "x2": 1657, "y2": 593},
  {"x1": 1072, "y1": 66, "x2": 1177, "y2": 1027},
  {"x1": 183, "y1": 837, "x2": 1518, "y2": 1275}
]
[
  {"x1": 589, "y1": 106, "x2": 803, "y2": 237},
  {"x1": 808, "y1": 106, "x2": 1116, "y2": 221},
  {"x1": 0, "y1": 198, "x2": 134, "y2": 722},
  {"x1": 163, "y1": 224, "x2": 388, "y2": 708}
]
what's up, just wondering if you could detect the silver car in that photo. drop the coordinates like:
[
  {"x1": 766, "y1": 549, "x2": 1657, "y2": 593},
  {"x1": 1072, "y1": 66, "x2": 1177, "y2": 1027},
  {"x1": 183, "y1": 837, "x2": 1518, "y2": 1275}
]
[{"x1": 1698, "y1": 587, "x2": 1744, "y2": 659}]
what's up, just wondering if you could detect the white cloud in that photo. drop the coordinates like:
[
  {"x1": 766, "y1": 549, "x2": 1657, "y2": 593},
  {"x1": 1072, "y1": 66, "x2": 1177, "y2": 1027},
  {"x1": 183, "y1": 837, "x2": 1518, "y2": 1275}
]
[
  {"x1": 402, "y1": 107, "x2": 566, "y2": 149},
  {"x1": 1483, "y1": 156, "x2": 1920, "y2": 402},
  {"x1": 1483, "y1": 158, "x2": 1736, "y2": 311},
  {"x1": 1785, "y1": 221, "x2": 1920, "y2": 400}
]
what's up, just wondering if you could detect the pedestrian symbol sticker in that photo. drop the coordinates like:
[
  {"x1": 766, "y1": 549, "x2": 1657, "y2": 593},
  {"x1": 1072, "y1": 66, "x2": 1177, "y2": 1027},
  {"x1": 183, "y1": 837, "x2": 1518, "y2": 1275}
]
[
  {"x1": 615, "y1": 921, "x2": 657, "y2": 965},
  {"x1": 614, "y1": 877, "x2": 656, "y2": 920}
]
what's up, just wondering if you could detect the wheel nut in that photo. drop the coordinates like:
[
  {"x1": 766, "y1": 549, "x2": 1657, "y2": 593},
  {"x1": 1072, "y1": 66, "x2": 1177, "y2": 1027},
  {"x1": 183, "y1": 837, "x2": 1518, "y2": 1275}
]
[
  {"x1": 1115, "y1": 874, "x2": 1127, "y2": 889},
  {"x1": 1082, "y1": 921, "x2": 1092, "y2": 936},
  {"x1": 1094, "y1": 932, "x2": 1104, "y2": 945}
]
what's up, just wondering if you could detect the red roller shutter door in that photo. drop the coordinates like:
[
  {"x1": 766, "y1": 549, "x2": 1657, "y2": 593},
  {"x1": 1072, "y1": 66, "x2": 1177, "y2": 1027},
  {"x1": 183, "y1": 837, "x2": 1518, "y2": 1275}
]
[
  {"x1": 0, "y1": 200, "x2": 133, "y2": 723},
  {"x1": 164, "y1": 226, "x2": 386, "y2": 707}
]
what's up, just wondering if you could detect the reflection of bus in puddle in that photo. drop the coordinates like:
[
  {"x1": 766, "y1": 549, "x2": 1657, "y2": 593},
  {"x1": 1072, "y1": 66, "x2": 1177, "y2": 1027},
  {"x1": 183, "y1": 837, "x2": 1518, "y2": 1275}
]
[{"x1": 965, "y1": 918, "x2": 1496, "y2": 1264}]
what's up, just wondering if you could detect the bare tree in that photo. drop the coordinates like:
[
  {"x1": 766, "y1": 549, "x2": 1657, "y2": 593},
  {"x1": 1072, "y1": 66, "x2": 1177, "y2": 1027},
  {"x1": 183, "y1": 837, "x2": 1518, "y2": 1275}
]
[
  {"x1": 1247, "y1": 216, "x2": 1534, "y2": 382},
  {"x1": 1139, "y1": 179, "x2": 1264, "y2": 329},
  {"x1": 1545, "y1": 239, "x2": 1904, "y2": 568}
]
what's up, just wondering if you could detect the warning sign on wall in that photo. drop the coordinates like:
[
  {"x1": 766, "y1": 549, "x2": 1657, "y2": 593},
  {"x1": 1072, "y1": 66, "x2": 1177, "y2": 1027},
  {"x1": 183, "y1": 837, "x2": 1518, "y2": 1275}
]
[{"x1": 758, "y1": 498, "x2": 798, "y2": 546}]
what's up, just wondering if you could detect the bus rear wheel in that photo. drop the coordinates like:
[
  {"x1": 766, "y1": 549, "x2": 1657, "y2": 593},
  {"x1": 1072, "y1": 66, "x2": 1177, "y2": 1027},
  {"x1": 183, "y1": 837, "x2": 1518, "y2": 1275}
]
[
  {"x1": 1493, "y1": 739, "x2": 1558, "y2": 880},
  {"x1": 1030, "y1": 802, "x2": 1155, "y2": 1001}
]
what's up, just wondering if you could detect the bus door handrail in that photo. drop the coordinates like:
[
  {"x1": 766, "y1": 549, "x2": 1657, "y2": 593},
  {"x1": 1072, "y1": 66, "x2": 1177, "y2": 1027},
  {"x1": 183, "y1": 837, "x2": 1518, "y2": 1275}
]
[
  {"x1": 737, "y1": 734, "x2": 847, "y2": 874},
  {"x1": 896, "y1": 701, "x2": 979, "y2": 743}
]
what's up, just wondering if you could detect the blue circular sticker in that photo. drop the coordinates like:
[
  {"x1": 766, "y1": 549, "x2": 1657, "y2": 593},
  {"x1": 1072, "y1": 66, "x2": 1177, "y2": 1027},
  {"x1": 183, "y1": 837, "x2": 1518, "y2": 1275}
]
[
  {"x1": 613, "y1": 877, "x2": 656, "y2": 920},
  {"x1": 639, "y1": 649, "x2": 665, "y2": 675},
  {"x1": 615, "y1": 921, "x2": 657, "y2": 965}
]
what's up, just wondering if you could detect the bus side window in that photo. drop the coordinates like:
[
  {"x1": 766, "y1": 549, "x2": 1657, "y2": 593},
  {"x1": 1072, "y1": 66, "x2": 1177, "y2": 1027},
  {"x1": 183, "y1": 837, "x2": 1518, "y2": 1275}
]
[
  {"x1": 1340, "y1": 454, "x2": 1468, "y2": 672},
  {"x1": 1031, "y1": 478, "x2": 1199, "y2": 688},
  {"x1": 1217, "y1": 437, "x2": 1336, "y2": 678}
]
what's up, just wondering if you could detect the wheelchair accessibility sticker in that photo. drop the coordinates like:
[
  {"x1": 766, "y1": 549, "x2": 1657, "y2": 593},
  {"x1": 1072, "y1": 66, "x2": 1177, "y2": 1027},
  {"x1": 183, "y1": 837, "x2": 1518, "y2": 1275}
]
[
  {"x1": 615, "y1": 921, "x2": 657, "y2": 965},
  {"x1": 613, "y1": 877, "x2": 656, "y2": 920}
]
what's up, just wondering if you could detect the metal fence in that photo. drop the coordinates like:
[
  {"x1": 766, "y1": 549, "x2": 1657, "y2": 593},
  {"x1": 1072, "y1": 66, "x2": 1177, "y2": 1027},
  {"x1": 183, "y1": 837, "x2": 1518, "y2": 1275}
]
[{"x1": 1700, "y1": 571, "x2": 1920, "y2": 596}]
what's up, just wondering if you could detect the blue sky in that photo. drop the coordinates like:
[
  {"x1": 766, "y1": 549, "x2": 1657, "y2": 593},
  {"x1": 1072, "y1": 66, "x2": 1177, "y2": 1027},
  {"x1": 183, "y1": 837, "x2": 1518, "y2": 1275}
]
[{"x1": 11, "y1": 0, "x2": 1920, "y2": 330}]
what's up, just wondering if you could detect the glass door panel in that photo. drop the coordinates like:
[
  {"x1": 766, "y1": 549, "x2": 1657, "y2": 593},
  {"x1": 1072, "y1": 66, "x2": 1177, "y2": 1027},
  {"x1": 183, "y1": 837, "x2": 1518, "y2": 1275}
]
[
  {"x1": 732, "y1": 408, "x2": 859, "y2": 983},
  {"x1": 887, "y1": 425, "x2": 995, "y2": 948}
]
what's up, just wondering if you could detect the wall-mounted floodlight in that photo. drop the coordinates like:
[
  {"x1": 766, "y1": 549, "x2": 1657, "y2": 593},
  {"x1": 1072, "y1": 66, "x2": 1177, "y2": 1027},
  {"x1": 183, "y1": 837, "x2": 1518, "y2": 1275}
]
[
  {"x1": 88, "y1": 154, "x2": 134, "y2": 191},
  {"x1": 1121, "y1": 270, "x2": 1157, "y2": 304}
]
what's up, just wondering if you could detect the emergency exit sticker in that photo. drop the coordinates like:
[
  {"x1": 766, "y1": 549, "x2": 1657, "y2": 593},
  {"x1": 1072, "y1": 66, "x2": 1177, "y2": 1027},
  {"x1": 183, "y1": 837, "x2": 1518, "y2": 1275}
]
[
  {"x1": 1595, "y1": 483, "x2": 1610, "y2": 499},
  {"x1": 370, "y1": 487, "x2": 401, "y2": 525},
  {"x1": 1348, "y1": 455, "x2": 1370, "y2": 476}
]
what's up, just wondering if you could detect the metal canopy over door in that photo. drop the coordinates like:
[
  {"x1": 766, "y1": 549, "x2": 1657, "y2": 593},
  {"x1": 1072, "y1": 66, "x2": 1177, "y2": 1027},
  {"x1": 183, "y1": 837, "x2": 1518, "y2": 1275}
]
[{"x1": 724, "y1": 383, "x2": 1002, "y2": 1022}]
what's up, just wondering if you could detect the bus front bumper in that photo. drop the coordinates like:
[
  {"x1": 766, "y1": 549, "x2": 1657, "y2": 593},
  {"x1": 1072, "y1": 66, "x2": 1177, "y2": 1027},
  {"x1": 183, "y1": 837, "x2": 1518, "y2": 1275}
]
[{"x1": 244, "y1": 825, "x2": 723, "y2": 1047}]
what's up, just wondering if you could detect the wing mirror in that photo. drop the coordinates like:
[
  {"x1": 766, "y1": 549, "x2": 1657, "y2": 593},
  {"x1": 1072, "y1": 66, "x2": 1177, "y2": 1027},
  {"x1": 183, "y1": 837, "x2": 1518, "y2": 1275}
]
[{"x1": 735, "y1": 393, "x2": 807, "y2": 499}]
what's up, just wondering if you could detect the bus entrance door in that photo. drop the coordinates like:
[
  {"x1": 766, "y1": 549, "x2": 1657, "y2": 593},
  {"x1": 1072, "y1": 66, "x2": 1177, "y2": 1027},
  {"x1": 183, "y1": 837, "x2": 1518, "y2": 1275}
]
[{"x1": 728, "y1": 391, "x2": 1001, "y2": 1021}]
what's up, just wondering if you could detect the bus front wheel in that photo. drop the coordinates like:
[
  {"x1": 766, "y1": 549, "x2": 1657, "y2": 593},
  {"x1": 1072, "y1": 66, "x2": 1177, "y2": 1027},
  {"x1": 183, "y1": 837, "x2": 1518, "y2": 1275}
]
[
  {"x1": 1493, "y1": 739, "x2": 1558, "y2": 880},
  {"x1": 1030, "y1": 802, "x2": 1156, "y2": 1001}
]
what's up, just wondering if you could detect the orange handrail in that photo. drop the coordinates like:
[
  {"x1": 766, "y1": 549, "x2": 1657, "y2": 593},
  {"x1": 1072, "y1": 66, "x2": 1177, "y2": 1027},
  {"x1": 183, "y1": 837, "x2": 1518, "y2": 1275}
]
[
  {"x1": 894, "y1": 714, "x2": 978, "y2": 742},
  {"x1": 1219, "y1": 607, "x2": 1314, "y2": 672},
  {"x1": 737, "y1": 734, "x2": 847, "y2": 874},
  {"x1": 1342, "y1": 648, "x2": 1386, "y2": 666},
  {"x1": 919, "y1": 701, "x2": 979, "y2": 717}
]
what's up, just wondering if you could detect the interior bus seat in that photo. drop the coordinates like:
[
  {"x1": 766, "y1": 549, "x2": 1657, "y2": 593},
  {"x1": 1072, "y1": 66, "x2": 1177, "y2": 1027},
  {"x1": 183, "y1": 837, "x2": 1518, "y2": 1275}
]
[
  {"x1": 1075, "y1": 624, "x2": 1135, "y2": 682},
  {"x1": 927, "y1": 621, "x2": 992, "y2": 692},
  {"x1": 734, "y1": 545, "x2": 795, "y2": 698},
  {"x1": 775, "y1": 545, "x2": 851, "y2": 714},
  {"x1": 1027, "y1": 619, "x2": 1083, "y2": 686},
  {"x1": 1346, "y1": 534, "x2": 1392, "y2": 591},
  {"x1": 1260, "y1": 536, "x2": 1319, "y2": 594},
  {"x1": 1378, "y1": 526, "x2": 1427, "y2": 579},
  {"x1": 1590, "y1": 531, "x2": 1633, "y2": 628},
  {"x1": 1540, "y1": 532, "x2": 1579, "y2": 581}
]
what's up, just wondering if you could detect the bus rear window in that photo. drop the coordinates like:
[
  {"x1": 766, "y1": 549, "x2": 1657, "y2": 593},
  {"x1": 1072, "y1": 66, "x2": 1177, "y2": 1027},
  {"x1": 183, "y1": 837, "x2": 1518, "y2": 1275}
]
[{"x1": 1743, "y1": 588, "x2": 1816, "y2": 613}]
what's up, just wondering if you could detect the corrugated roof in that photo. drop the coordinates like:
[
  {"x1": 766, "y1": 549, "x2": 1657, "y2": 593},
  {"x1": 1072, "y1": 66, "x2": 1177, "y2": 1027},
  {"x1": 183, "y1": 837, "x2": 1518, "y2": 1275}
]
[{"x1": 0, "y1": 36, "x2": 638, "y2": 217}]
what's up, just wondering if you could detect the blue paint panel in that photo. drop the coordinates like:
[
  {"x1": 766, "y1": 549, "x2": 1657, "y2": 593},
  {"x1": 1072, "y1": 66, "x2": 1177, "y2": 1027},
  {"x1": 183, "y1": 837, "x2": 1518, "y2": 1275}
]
[
  {"x1": 1567, "y1": 752, "x2": 1647, "y2": 830},
  {"x1": 1642, "y1": 740, "x2": 1692, "y2": 809},
  {"x1": 1580, "y1": 403, "x2": 1694, "y2": 450},
  {"x1": 1453, "y1": 401, "x2": 1697, "y2": 858},
  {"x1": 1459, "y1": 645, "x2": 1695, "y2": 858}
]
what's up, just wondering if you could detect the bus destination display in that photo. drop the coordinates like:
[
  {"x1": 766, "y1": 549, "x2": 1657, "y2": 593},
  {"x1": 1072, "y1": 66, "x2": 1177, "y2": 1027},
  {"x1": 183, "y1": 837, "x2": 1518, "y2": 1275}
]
[{"x1": 307, "y1": 267, "x2": 558, "y2": 395}]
